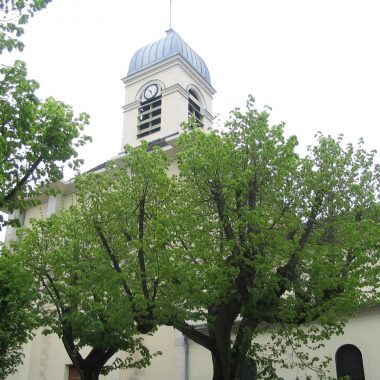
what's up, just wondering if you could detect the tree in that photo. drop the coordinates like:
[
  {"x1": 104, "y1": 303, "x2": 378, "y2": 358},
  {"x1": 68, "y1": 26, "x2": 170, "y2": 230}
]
[
  {"x1": 0, "y1": 59, "x2": 89, "y2": 376},
  {"x1": 0, "y1": 2, "x2": 87, "y2": 222},
  {"x1": 0, "y1": 248, "x2": 37, "y2": 379},
  {"x1": 0, "y1": 2, "x2": 91, "y2": 376},
  {"x1": 0, "y1": 0, "x2": 52, "y2": 53},
  {"x1": 171, "y1": 97, "x2": 380, "y2": 379},
  {"x1": 73, "y1": 142, "x2": 209, "y2": 335},
  {"x1": 14, "y1": 207, "x2": 156, "y2": 380},
  {"x1": 12, "y1": 144, "x2": 185, "y2": 379},
  {"x1": 11, "y1": 98, "x2": 380, "y2": 380},
  {"x1": 61, "y1": 109, "x2": 380, "y2": 379},
  {"x1": 0, "y1": 60, "x2": 90, "y2": 227},
  {"x1": 73, "y1": 142, "x2": 212, "y2": 336}
]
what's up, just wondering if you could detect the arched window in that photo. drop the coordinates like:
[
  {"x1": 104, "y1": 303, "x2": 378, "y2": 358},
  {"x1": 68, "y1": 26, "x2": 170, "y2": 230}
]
[
  {"x1": 336, "y1": 344, "x2": 365, "y2": 380},
  {"x1": 188, "y1": 89, "x2": 203, "y2": 127}
]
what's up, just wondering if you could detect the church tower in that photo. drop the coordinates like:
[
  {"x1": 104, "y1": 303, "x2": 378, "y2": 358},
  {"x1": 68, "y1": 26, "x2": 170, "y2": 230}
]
[{"x1": 121, "y1": 29, "x2": 215, "y2": 149}]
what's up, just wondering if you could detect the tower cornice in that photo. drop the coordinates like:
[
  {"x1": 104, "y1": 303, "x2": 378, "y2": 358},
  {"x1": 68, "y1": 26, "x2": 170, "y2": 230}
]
[{"x1": 122, "y1": 55, "x2": 216, "y2": 97}]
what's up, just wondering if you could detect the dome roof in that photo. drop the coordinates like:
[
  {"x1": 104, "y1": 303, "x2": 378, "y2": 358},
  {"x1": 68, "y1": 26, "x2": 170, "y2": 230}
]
[{"x1": 128, "y1": 29, "x2": 211, "y2": 85}]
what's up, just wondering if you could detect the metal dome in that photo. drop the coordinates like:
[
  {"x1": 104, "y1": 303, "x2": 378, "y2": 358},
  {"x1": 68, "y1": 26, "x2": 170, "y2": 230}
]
[{"x1": 128, "y1": 29, "x2": 211, "y2": 84}]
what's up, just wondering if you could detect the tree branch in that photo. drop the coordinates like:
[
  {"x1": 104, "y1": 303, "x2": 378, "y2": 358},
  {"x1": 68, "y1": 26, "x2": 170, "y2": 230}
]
[
  {"x1": 277, "y1": 191, "x2": 323, "y2": 292},
  {"x1": 138, "y1": 191, "x2": 150, "y2": 302},
  {"x1": 2, "y1": 155, "x2": 43, "y2": 207},
  {"x1": 93, "y1": 222, "x2": 134, "y2": 301},
  {"x1": 61, "y1": 322, "x2": 84, "y2": 371},
  {"x1": 209, "y1": 179, "x2": 236, "y2": 243},
  {"x1": 174, "y1": 322, "x2": 215, "y2": 352}
]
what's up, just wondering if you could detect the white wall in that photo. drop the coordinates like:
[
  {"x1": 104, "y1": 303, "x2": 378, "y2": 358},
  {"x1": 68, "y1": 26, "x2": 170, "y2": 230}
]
[{"x1": 186, "y1": 307, "x2": 380, "y2": 380}]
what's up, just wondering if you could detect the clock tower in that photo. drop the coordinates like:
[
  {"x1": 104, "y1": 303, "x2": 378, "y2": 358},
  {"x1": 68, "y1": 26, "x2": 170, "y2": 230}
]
[{"x1": 121, "y1": 29, "x2": 215, "y2": 149}]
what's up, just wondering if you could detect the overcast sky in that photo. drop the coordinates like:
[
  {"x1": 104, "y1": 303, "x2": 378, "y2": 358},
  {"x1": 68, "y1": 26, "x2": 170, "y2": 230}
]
[{"x1": 3, "y1": 0, "x2": 380, "y2": 172}]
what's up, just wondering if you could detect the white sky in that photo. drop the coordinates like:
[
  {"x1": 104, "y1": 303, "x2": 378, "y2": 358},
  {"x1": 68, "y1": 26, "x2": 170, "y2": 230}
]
[{"x1": 3, "y1": 0, "x2": 380, "y2": 172}]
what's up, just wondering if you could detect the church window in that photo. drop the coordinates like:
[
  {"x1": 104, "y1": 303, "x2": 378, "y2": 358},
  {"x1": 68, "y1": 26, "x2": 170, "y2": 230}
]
[
  {"x1": 137, "y1": 94, "x2": 162, "y2": 138},
  {"x1": 188, "y1": 89, "x2": 203, "y2": 127},
  {"x1": 336, "y1": 344, "x2": 365, "y2": 380}
]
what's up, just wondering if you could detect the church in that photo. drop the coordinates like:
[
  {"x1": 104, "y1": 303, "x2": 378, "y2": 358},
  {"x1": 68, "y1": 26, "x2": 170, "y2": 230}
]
[{"x1": 5, "y1": 29, "x2": 380, "y2": 380}]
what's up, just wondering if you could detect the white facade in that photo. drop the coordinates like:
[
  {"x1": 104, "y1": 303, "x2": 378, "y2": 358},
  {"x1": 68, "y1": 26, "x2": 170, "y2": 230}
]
[
  {"x1": 8, "y1": 307, "x2": 380, "y2": 379},
  {"x1": 187, "y1": 308, "x2": 380, "y2": 380}
]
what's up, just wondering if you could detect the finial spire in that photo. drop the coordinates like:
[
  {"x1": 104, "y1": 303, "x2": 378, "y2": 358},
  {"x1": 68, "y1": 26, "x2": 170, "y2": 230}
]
[{"x1": 169, "y1": 0, "x2": 172, "y2": 29}]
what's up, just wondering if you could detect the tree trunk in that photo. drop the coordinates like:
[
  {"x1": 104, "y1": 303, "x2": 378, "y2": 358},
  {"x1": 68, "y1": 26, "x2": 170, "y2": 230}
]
[
  {"x1": 233, "y1": 358, "x2": 257, "y2": 380},
  {"x1": 79, "y1": 367, "x2": 101, "y2": 380},
  {"x1": 180, "y1": 298, "x2": 258, "y2": 380},
  {"x1": 211, "y1": 347, "x2": 257, "y2": 380},
  {"x1": 211, "y1": 351, "x2": 224, "y2": 380},
  {"x1": 208, "y1": 300, "x2": 242, "y2": 380},
  {"x1": 62, "y1": 327, "x2": 117, "y2": 380},
  {"x1": 73, "y1": 354, "x2": 115, "y2": 380},
  {"x1": 209, "y1": 309, "x2": 258, "y2": 380}
]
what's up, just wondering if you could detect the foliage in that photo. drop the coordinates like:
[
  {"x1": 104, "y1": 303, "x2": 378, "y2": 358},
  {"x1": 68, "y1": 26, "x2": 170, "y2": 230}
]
[
  {"x1": 11, "y1": 143, "x2": 184, "y2": 378},
  {"x1": 0, "y1": 1, "x2": 92, "y2": 377},
  {"x1": 12, "y1": 142, "x2": 215, "y2": 378},
  {"x1": 173, "y1": 96, "x2": 380, "y2": 379},
  {"x1": 0, "y1": 60, "x2": 90, "y2": 226},
  {"x1": 0, "y1": 246, "x2": 37, "y2": 379},
  {"x1": 0, "y1": 76, "x2": 91, "y2": 377},
  {"x1": 74, "y1": 143, "x2": 214, "y2": 328},
  {"x1": 0, "y1": 0, "x2": 52, "y2": 53},
  {"x1": 14, "y1": 206, "x2": 158, "y2": 379},
  {"x1": 9, "y1": 95, "x2": 380, "y2": 379}
]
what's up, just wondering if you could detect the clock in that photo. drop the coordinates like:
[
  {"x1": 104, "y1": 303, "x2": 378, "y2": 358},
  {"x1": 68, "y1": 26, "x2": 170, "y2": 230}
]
[{"x1": 144, "y1": 84, "x2": 158, "y2": 99}]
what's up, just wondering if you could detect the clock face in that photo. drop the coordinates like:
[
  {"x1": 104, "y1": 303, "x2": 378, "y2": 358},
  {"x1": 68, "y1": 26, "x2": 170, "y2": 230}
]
[{"x1": 144, "y1": 84, "x2": 158, "y2": 99}]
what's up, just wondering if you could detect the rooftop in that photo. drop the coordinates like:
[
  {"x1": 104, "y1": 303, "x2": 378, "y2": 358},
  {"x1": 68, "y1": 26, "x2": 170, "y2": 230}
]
[{"x1": 127, "y1": 29, "x2": 211, "y2": 85}]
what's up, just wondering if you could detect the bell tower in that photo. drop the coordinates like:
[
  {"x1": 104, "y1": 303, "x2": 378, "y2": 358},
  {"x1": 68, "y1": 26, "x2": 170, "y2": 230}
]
[{"x1": 121, "y1": 29, "x2": 216, "y2": 149}]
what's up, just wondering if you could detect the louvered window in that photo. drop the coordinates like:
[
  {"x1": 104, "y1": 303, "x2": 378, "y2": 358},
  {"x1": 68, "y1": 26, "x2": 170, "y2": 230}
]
[
  {"x1": 188, "y1": 89, "x2": 203, "y2": 127},
  {"x1": 336, "y1": 344, "x2": 365, "y2": 380},
  {"x1": 137, "y1": 96, "x2": 162, "y2": 138}
]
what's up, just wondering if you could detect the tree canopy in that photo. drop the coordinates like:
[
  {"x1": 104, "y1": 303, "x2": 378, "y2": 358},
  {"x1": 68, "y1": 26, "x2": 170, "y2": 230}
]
[
  {"x1": 0, "y1": 0, "x2": 52, "y2": 53},
  {"x1": 0, "y1": 249, "x2": 36, "y2": 379},
  {"x1": 173, "y1": 97, "x2": 380, "y2": 379},
  {"x1": 73, "y1": 143, "x2": 212, "y2": 330},
  {"x1": 12, "y1": 143, "x2": 200, "y2": 379},
  {"x1": 0, "y1": 59, "x2": 89, "y2": 374},
  {"x1": 14, "y1": 207, "x2": 156, "y2": 380},
  {"x1": 0, "y1": 1, "x2": 91, "y2": 377},
  {"x1": 0, "y1": 60, "x2": 90, "y2": 224},
  {"x1": 0, "y1": 1, "x2": 90, "y2": 225},
  {"x1": 12, "y1": 97, "x2": 380, "y2": 380}
]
